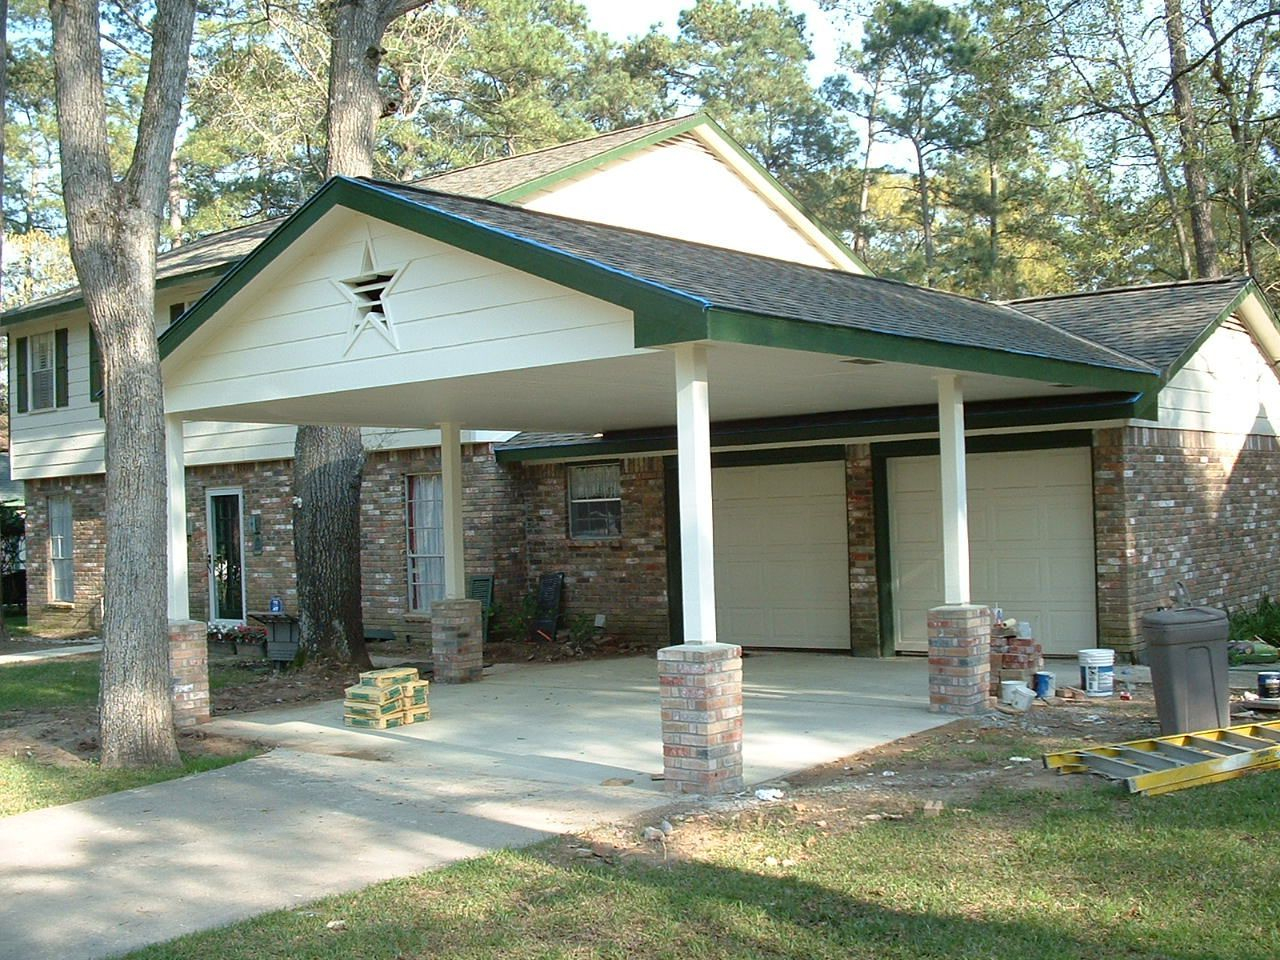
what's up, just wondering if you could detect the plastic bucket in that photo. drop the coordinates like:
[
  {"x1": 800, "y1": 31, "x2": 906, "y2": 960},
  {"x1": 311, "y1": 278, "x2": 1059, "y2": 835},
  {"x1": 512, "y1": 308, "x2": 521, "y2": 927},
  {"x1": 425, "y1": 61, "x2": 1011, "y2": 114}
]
[
  {"x1": 1008, "y1": 684, "x2": 1035, "y2": 711},
  {"x1": 1000, "y1": 680, "x2": 1022, "y2": 704},
  {"x1": 1259, "y1": 672, "x2": 1280, "y2": 699},
  {"x1": 1078, "y1": 648, "x2": 1115, "y2": 697},
  {"x1": 1033, "y1": 671, "x2": 1055, "y2": 698}
]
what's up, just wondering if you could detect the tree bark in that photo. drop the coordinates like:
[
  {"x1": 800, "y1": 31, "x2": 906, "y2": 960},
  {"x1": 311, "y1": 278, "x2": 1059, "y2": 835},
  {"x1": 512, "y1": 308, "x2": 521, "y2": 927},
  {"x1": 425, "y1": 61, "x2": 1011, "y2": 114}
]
[
  {"x1": 49, "y1": 0, "x2": 196, "y2": 768},
  {"x1": 291, "y1": 0, "x2": 429, "y2": 667},
  {"x1": 1163, "y1": 0, "x2": 1221, "y2": 277},
  {"x1": 911, "y1": 137, "x2": 935, "y2": 285}
]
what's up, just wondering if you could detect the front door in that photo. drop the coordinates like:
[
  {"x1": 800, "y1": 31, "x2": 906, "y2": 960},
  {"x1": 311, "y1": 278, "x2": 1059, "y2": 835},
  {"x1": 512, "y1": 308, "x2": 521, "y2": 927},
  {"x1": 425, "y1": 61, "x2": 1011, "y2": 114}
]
[{"x1": 207, "y1": 488, "x2": 246, "y2": 624}]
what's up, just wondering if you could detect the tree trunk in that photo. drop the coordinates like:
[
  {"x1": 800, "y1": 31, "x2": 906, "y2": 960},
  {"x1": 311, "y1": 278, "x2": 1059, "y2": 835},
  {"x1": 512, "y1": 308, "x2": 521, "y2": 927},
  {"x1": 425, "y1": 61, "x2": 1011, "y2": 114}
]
[
  {"x1": 855, "y1": 71, "x2": 881, "y2": 259},
  {"x1": 292, "y1": 0, "x2": 428, "y2": 665},
  {"x1": 1163, "y1": 0, "x2": 1220, "y2": 277},
  {"x1": 912, "y1": 137, "x2": 934, "y2": 285},
  {"x1": 293, "y1": 424, "x2": 370, "y2": 667},
  {"x1": 50, "y1": 0, "x2": 196, "y2": 768}
]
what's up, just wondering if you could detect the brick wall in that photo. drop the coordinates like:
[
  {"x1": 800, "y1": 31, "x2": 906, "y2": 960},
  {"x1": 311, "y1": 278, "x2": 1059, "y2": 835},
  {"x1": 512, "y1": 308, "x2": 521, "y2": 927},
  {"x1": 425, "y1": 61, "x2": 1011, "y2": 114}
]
[
  {"x1": 517, "y1": 456, "x2": 670, "y2": 644},
  {"x1": 24, "y1": 476, "x2": 106, "y2": 635},
  {"x1": 1094, "y1": 426, "x2": 1280, "y2": 654},
  {"x1": 845, "y1": 444, "x2": 879, "y2": 655}
]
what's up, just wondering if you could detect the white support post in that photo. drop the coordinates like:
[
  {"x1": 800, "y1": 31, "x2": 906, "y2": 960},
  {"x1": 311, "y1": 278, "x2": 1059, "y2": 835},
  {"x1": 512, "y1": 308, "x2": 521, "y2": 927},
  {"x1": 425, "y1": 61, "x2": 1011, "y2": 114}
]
[
  {"x1": 936, "y1": 374, "x2": 970, "y2": 605},
  {"x1": 440, "y1": 421, "x2": 466, "y2": 601},
  {"x1": 165, "y1": 413, "x2": 190, "y2": 621},
  {"x1": 674, "y1": 343, "x2": 716, "y2": 644}
]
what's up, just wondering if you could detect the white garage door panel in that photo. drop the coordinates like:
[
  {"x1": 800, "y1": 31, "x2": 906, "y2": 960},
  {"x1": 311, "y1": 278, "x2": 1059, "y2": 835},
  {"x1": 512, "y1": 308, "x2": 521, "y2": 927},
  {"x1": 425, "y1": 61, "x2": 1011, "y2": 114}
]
[
  {"x1": 888, "y1": 448, "x2": 1097, "y2": 656},
  {"x1": 712, "y1": 461, "x2": 850, "y2": 650}
]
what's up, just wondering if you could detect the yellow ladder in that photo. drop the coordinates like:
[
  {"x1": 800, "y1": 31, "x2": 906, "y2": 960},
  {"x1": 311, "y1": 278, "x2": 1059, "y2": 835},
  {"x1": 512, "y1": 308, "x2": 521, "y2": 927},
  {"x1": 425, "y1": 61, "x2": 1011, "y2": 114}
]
[{"x1": 1043, "y1": 719, "x2": 1280, "y2": 796}]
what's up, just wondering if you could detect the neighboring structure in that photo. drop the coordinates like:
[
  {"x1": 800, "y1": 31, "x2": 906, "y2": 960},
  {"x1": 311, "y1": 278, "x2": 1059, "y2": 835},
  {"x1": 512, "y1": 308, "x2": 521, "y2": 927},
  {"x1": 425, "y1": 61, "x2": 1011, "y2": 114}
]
[{"x1": 3, "y1": 116, "x2": 1279, "y2": 669}]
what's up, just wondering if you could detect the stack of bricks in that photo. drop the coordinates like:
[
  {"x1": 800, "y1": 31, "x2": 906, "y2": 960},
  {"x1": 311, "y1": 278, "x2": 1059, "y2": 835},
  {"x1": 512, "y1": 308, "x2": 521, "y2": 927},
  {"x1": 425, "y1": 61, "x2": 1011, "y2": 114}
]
[
  {"x1": 927, "y1": 605, "x2": 991, "y2": 715},
  {"x1": 169, "y1": 620, "x2": 210, "y2": 728},
  {"x1": 343, "y1": 667, "x2": 431, "y2": 728},
  {"x1": 430, "y1": 599, "x2": 484, "y2": 683},
  {"x1": 657, "y1": 642, "x2": 744, "y2": 795},
  {"x1": 988, "y1": 621, "x2": 1045, "y2": 697}
]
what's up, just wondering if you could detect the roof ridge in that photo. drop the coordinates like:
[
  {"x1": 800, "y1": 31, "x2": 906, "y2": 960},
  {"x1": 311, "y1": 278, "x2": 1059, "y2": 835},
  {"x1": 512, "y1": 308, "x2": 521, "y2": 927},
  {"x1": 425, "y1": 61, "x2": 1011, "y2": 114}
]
[
  {"x1": 1007, "y1": 275, "x2": 1248, "y2": 305},
  {"x1": 413, "y1": 114, "x2": 697, "y2": 186}
]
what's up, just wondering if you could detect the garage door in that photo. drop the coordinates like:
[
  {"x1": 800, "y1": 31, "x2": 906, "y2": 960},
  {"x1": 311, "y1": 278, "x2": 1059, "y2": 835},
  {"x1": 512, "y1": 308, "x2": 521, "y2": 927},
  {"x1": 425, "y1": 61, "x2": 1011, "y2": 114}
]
[
  {"x1": 712, "y1": 460, "x2": 850, "y2": 649},
  {"x1": 888, "y1": 447, "x2": 1096, "y2": 656}
]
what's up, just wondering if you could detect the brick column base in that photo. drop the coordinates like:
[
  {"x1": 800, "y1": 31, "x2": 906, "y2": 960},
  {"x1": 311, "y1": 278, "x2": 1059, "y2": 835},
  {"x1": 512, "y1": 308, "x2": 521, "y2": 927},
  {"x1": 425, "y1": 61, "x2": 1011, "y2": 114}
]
[
  {"x1": 169, "y1": 619, "x2": 210, "y2": 727},
  {"x1": 928, "y1": 605, "x2": 991, "y2": 715},
  {"x1": 657, "y1": 642, "x2": 744, "y2": 795},
  {"x1": 431, "y1": 599, "x2": 484, "y2": 683}
]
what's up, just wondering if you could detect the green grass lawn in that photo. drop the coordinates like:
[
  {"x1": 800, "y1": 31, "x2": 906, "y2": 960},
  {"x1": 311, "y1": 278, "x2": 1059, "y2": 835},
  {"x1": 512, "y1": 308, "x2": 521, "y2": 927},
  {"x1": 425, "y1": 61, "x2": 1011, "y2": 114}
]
[
  {"x1": 123, "y1": 771, "x2": 1280, "y2": 960},
  {"x1": 0, "y1": 656, "x2": 99, "y2": 712},
  {"x1": 1, "y1": 654, "x2": 260, "y2": 817},
  {"x1": 0, "y1": 753, "x2": 255, "y2": 818}
]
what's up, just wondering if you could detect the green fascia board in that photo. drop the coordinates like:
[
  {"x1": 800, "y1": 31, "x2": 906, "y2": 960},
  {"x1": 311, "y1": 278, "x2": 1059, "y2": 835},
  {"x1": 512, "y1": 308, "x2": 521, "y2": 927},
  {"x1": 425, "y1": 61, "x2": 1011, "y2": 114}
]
[
  {"x1": 1, "y1": 264, "x2": 228, "y2": 329},
  {"x1": 159, "y1": 177, "x2": 709, "y2": 361},
  {"x1": 491, "y1": 114, "x2": 709, "y2": 203},
  {"x1": 495, "y1": 393, "x2": 1140, "y2": 463},
  {"x1": 683, "y1": 307, "x2": 1160, "y2": 394}
]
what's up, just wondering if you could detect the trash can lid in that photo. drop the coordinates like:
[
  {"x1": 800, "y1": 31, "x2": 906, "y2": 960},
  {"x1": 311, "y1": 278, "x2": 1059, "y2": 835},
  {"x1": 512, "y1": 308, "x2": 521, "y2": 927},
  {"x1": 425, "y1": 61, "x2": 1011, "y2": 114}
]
[{"x1": 1141, "y1": 605, "x2": 1227, "y2": 626}]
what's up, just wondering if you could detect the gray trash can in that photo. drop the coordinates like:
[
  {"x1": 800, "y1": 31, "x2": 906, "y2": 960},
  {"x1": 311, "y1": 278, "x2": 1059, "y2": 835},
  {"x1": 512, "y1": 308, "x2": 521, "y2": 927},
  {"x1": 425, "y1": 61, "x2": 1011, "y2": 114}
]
[{"x1": 1141, "y1": 606, "x2": 1229, "y2": 735}]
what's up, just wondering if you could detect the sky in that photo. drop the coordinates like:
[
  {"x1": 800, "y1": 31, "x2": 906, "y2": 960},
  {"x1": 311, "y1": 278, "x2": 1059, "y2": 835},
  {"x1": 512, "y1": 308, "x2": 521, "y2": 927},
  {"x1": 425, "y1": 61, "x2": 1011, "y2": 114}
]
[{"x1": 578, "y1": 0, "x2": 848, "y2": 80}]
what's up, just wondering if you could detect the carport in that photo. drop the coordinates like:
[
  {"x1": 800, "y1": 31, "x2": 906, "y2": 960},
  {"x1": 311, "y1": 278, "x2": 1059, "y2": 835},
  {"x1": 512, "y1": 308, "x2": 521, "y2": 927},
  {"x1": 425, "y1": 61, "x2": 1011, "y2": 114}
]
[{"x1": 158, "y1": 176, "x2": 1159, "y2": 793}]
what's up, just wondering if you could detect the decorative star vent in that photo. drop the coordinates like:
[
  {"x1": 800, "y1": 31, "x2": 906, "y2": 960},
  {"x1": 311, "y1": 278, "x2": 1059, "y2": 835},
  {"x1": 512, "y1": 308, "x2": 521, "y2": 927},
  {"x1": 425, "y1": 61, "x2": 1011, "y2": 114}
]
[{"x1": 336, "y1": 240, "x2": 407, "y2": 354}]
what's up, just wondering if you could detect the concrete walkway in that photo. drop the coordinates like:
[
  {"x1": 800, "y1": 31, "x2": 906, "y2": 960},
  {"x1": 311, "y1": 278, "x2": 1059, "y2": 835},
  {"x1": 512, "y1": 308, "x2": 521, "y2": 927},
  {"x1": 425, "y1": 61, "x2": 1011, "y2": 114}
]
[
  {"x1": 0, "y1": 653, "x2": 944, "y2": 960},
  {"x1": 0, "y1": 640, "x2": 101, "y2": 665}
]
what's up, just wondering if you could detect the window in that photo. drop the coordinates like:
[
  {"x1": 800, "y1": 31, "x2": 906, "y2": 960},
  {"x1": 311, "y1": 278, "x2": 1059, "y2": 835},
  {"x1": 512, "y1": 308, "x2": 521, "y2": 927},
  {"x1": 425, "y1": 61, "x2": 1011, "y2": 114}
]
[
  {"x1": 406, "y1": 474, "x2": 445, "y2": 611},
  {"x1": 568, "y1": 463, "x2": 622, "y2": 539},
  {"x1": 12, "y1": 329, "x2": 69, "y2": 413},
  {"x1": 48, "y1": 496, "x2": 73, "y2": 603}
]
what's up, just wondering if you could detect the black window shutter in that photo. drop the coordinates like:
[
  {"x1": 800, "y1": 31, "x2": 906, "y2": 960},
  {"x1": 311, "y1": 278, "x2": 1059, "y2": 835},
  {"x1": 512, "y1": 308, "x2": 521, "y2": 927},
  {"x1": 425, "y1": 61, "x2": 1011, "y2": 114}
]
[
  {"x1": 54, "y1": 328, "x2": 69, "y2": 407},
  {"x1": 89, "y1": 329, "x2": 102, "y2": 403},
  {"x1": 13, "y1": 336, "x2": 28, "y2": 414}
]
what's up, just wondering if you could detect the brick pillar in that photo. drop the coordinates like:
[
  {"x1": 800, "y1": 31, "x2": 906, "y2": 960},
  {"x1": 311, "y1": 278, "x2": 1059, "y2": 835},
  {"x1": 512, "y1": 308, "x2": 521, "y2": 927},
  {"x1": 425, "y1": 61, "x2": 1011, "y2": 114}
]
[
  {"x1": 927, "y1": 605, "x2": 990, "y2": 715},
  {"x1": 657, "y1": 642, "x2": 744, "y2": 795},
  {"x1": 169, "y1": 619, "x2": 210, "y2": 727},
  {"x1": 431, "y1": 599, "x2": 484, "y2": 683}
]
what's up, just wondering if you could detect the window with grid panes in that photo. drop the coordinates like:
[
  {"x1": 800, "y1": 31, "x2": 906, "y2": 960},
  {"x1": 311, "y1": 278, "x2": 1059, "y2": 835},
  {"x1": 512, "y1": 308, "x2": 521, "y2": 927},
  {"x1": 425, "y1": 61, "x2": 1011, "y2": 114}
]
[{"x1": 568, "y1": 463, "x2": 622, "y2": 539}]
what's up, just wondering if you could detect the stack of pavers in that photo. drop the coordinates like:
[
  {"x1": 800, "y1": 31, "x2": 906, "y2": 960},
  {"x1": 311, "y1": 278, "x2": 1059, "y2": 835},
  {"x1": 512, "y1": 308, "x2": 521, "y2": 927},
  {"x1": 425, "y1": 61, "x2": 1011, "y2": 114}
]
[
  {"x1": 343, "y1": 666, "x2": 431, "y2": 729},
  {"x1": 988, "y1": 615, "x2": 1045, "y2": 697}
]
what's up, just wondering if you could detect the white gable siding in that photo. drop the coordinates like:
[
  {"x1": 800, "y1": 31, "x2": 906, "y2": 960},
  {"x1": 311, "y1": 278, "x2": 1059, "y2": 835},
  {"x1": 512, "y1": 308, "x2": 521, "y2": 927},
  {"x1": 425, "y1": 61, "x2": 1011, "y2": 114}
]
[
  {"x1": 520, "y1": 136, "x2": 842, "y2": 270},
  {"x1": 1154, "y1": 321, "x2": 1280, "y2": 436},
  {"x1": 164, "y1": 211, "x2": 646, "y2": 420}
]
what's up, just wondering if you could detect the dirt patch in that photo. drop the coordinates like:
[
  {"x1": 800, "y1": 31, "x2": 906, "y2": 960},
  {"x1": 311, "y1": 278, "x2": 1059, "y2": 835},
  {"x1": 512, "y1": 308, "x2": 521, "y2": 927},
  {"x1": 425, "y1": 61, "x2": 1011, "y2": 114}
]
[
  {"x1": 209, "y1": 656, "x2": 358, "y2": 715},
  {"x1": 551, "y1": 690, "x2": 1166, "y2": 871}
]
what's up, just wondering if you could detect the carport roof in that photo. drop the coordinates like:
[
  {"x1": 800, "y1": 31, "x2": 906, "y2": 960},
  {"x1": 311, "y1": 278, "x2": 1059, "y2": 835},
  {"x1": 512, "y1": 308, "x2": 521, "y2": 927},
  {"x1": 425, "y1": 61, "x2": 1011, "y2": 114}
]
[{"x1": 160, "y1": 176, "x2": 1158, "y2": 394}]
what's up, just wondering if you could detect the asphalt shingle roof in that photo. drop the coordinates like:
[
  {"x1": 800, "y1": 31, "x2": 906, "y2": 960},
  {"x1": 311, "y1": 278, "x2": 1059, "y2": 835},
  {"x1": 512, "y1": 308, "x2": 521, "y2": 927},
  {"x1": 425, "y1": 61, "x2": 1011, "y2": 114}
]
[
  {"x1": 1009, "y1": 277, "x2": 1250, "y2": 372},
  {"x1": 367, "y1": 180, "x2": 1156, "y2": 374}
]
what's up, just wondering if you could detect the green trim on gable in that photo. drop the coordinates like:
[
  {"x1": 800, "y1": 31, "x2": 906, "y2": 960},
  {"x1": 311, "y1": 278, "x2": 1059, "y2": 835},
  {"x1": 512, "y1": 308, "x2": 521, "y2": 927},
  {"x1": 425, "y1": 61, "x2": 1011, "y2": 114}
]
[
  {"x1": 491, "y1": 115, "x2": 709, "y2": 204},
  {"x1": 688, "y1": 307, "x2": 1159, "y2": 393},
  {"x1": 1160, "y1": 281, "x2": 1257, "y2": 385}
]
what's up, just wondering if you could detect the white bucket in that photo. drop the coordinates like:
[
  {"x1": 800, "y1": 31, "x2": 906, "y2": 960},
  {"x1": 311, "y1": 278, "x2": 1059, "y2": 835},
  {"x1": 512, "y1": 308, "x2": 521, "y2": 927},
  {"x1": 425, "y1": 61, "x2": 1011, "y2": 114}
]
[
  {"x1": 1008, "y1": 684, "x2": 1035, "y2": 711},
  {"x1": 1000, "y1": 680, "x2": 1023, "y2": 704},
  {"x1": 1078, "y1": 648, "x2": 1115, "y2": 697}
]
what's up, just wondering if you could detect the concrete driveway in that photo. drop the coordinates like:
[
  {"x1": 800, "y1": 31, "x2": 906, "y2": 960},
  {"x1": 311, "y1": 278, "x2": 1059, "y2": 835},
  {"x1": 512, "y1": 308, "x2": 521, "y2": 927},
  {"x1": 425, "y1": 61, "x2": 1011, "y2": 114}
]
[{"x1": 0, "y1": 652, "x2": 945, "y2": 960}]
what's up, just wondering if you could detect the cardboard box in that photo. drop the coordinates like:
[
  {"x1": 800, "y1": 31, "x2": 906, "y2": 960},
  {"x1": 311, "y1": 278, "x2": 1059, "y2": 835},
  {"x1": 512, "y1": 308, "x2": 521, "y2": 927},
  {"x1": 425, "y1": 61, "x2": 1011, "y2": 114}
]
[{"x1": 358, "y1": 667, "x2": 420, "y2": 688}]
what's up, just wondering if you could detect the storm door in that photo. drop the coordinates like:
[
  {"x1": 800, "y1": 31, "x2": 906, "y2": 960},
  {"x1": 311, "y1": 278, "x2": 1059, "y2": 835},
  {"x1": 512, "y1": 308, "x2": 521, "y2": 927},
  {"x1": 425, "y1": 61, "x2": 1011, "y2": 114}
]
[{"x1": 206, "y1": 488, "x2": 246, "y2": 624}]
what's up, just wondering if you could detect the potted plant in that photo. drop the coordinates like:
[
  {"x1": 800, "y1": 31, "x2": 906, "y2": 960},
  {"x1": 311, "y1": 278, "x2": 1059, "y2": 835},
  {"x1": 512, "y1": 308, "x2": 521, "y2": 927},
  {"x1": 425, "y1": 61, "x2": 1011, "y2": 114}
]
[{"x1": 229, "y1": 624, "x2": 268, "y2": 658}]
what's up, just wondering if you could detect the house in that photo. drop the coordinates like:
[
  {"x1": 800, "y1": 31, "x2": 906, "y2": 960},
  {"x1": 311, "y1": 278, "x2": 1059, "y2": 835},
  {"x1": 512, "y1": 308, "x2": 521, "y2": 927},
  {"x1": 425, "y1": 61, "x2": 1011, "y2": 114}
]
[{"x1": 4, "y1": 116, "x2": 1279, "y2": 673}]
